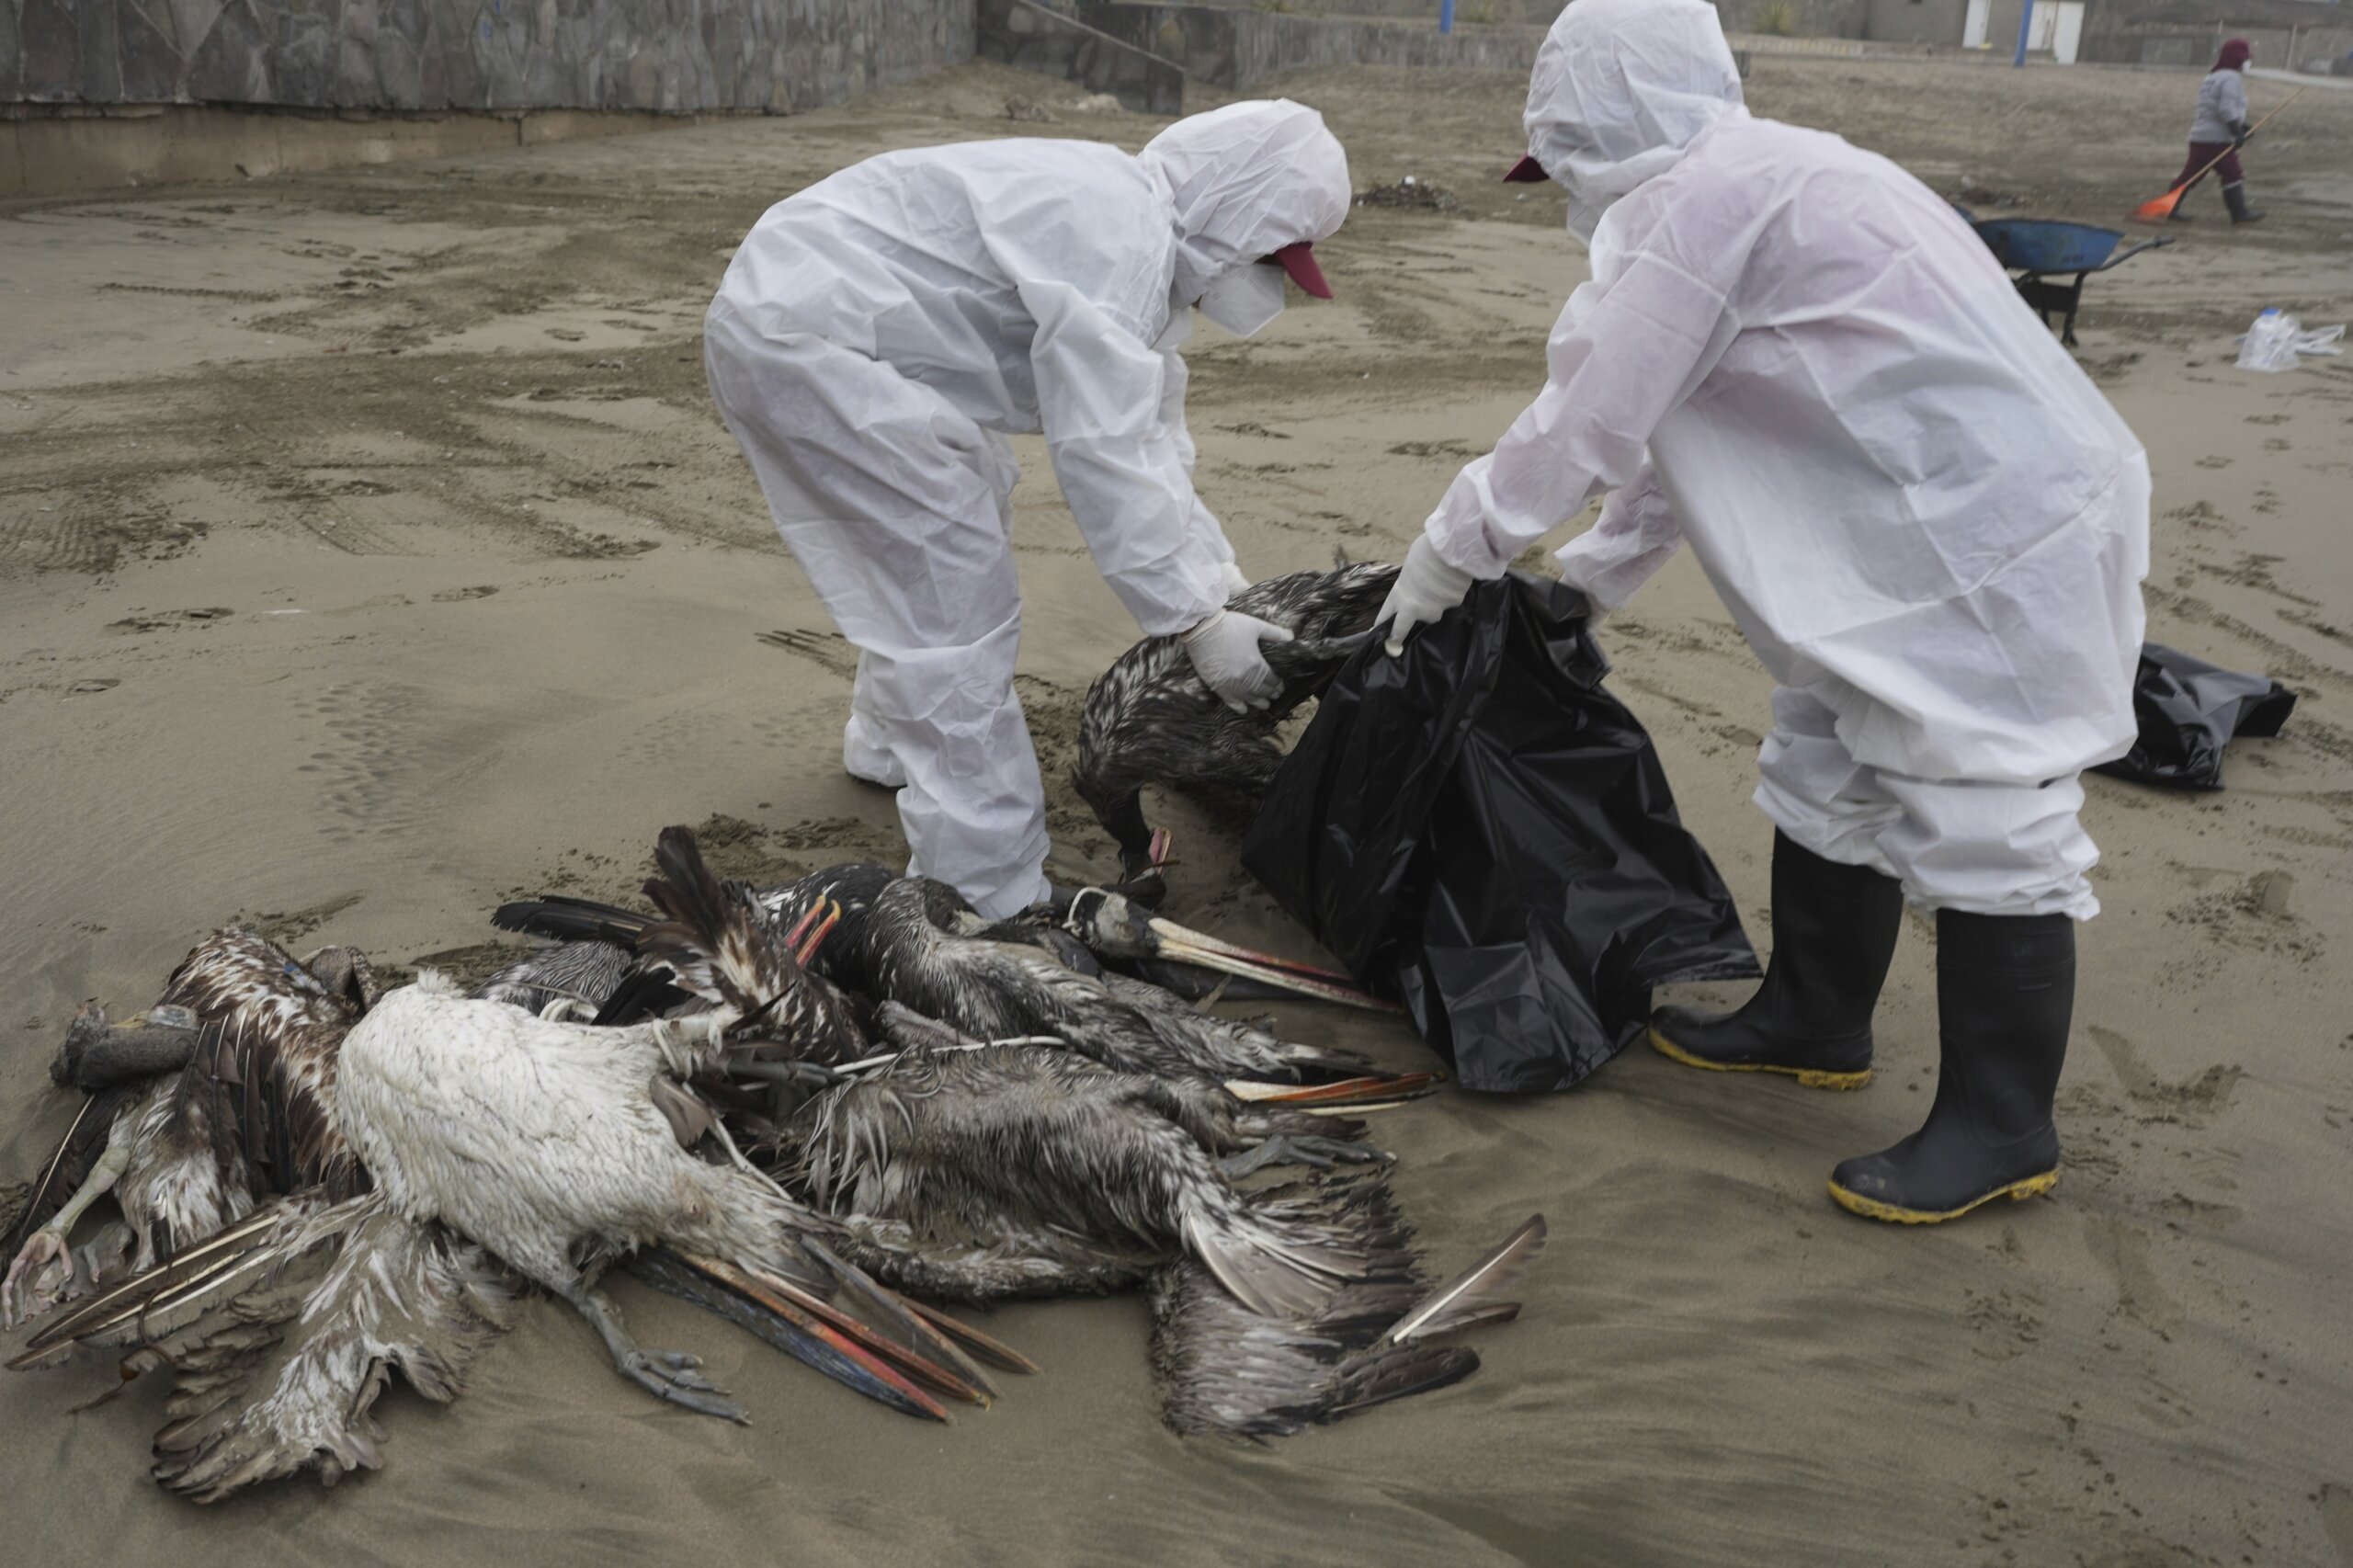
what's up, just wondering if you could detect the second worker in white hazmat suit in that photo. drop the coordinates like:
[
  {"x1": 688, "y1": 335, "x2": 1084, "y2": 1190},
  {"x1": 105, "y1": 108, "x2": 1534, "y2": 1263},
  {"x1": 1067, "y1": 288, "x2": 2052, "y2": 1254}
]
[
  {"x1": 1376, "y1": 0, "x2": 2149, "y2": 1225},
  {"x1": 707, "y1": 101, "x2": 1350, "y2": 919}
]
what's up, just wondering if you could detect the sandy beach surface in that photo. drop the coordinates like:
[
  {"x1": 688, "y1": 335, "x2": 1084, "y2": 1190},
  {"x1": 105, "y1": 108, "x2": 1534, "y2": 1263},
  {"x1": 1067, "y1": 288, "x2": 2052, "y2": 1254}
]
[{"x1": 3, "y1": 52, "x2": 2350, "y2": 1567}]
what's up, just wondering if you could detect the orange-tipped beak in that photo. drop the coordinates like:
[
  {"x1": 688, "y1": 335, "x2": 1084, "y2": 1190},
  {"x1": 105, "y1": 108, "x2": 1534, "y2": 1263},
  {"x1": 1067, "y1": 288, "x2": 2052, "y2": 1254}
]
[
  {"x1": 1504, "y1": 153, "x2": 1549, "y2": 184},
  {"x1": 1258, "y1": 240, "x2": 1333, "y2": 300},
  {"x1": 792, "y1": 899, "x2": 843, "y2": 966}
]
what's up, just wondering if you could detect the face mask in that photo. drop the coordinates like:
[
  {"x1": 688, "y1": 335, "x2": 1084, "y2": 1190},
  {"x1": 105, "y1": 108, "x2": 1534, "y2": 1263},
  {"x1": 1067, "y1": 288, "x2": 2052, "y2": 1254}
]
[{"x1": 1197, "y1": 263, "x2": 1288, "y2": 338}]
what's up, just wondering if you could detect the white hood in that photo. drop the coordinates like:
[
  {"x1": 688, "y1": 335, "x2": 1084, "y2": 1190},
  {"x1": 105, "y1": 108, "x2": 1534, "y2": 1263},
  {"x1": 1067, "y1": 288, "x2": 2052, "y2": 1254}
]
[
  {"x1": 1140, "y1": 99, "x2": 1352, "y2": 311},
  {"x1": 1523, "y1": 0, "x2": 1746, "y2": 244}
]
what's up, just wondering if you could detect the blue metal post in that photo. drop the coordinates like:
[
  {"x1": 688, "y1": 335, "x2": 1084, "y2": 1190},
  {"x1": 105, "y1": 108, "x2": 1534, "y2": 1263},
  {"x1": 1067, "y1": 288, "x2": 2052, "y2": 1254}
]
[
  {"x1": 1440, "y1": 0, "x2": 1455, "y2": 34},
  {"x1": 2013, "y1": 0, "x2": 2035, "y2": 65}
]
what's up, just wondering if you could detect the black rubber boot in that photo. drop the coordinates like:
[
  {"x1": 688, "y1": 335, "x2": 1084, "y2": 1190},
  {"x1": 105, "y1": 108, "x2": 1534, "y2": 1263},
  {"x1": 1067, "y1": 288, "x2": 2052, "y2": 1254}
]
[
  {"x1": 1827, "y1": 910, "x2": 2074, "y2": 1224},
  {"x1": 1648, "y1": 833, "x2": 1904, "y2": 1090},
  {"x1": 2223, "y1": 182, "x2": 2265, "y2": 224}
]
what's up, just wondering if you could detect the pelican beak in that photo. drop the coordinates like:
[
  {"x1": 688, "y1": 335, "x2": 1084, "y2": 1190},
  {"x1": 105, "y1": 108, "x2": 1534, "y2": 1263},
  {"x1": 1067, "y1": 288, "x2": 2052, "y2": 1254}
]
[
  {"x1": 793, "y1": 899, "x2": 843, "y2": 966},
  {"x1": 799, "y1": 1239, "x2": 1004, "y2": 1404},
  {"x1": 1141, "y1": 915, "x2": 1396, "y2": 1012},
  {"x1": 780, "y1": 899, "x2": 841, "y2": 965},
  {"x1": 633, "y1": 1249, "x2": 957, "y2": 1421},
  {"x1": 904, "y1": 1297, "x2": 1041, "y2": 1375},
  {"x1": 1222, "y1": 1072, "x2": 1443, "y2": 1107}
]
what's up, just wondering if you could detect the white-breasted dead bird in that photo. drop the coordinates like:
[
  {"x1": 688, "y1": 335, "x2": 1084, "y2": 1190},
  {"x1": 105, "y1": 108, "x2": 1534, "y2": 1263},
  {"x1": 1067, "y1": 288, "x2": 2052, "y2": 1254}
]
[
  {"x1": 326, "y1": 828, "x2": 995, "y2": 1425},
  {"x1": 3, "y1": 933, "x2": 533, "y2": 1504},
  {"x1": 1074, "y1": 562, "x2": 1397, "y2": 881}
]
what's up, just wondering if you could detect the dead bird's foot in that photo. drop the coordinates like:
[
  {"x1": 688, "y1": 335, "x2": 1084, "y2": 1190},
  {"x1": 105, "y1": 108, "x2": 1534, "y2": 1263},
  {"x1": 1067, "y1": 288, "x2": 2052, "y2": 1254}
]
[{"x1": 619, "y1": 1347, "x2": 749, "y2": 1424}]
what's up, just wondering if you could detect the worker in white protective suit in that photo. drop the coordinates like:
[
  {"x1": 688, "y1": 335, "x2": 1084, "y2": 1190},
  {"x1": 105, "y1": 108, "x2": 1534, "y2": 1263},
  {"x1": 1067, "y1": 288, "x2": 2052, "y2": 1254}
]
[
  {"x1": 1376, "y1": 0, "x2": 2149, "y2": 1225},
  {"x1": 706, "y1": 101, "x2": 1351, "y2": 918}
]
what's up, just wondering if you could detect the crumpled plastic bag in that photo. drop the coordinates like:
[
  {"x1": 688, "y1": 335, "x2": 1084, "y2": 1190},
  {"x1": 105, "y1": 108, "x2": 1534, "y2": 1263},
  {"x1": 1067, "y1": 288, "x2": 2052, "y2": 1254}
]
[
  {"x1": 1242, "y1": 573, "x2": 1758, "y2": 1093},
  {"x1": 2093, "y1": 642, "x2": 2297, "y2": 790},
  {"x1": 2235, "y1": 311, "x2": 2344, "y2": 372}
]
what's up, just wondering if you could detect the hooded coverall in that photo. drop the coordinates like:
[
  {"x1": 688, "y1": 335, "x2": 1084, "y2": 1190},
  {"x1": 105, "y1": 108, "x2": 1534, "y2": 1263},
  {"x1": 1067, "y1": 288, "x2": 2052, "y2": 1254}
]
[
  {"x1": 706, "y1": 102, "x2": 1351, "y2": 916},
  {"x1": 1417, "y1": 0, "x2": 2149, "y2": 919}
]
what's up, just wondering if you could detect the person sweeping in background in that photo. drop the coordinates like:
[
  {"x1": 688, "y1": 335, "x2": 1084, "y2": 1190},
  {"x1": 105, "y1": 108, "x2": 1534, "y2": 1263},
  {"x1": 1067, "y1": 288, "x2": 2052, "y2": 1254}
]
[
  {"x1": 706, "y1": 102, "x2": 1349, "y2": 919},
  {"x1": 1377, "y1": 0, "x2": 2150, "y2": 1226},
  {"x1": 2170, "y1": 38, "x2": 2263, "y2": 225}
]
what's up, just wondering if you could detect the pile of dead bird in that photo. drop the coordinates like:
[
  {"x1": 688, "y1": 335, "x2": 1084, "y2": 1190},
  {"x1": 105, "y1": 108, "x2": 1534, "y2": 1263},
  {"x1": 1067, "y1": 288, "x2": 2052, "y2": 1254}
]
[{"x1": 3, "y1": 812, "x2": 1541, "y2": 1503}]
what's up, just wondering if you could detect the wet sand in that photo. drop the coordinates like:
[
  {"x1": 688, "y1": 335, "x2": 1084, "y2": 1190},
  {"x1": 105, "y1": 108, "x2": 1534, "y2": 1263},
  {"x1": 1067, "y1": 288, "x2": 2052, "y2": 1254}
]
[{"x1": 3, "y1": 55, "x2": 2351, "y2": 1567}]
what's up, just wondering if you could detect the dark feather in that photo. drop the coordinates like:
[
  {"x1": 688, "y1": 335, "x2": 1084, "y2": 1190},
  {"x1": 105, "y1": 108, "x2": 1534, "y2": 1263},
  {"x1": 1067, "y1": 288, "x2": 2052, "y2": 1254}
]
[
  {"x1": 1147, "y1": 1177, "x2": 1494, "y2": 1437},
  {"x1": 591, "y1": 965, "x2": 698, "y2": 1028},
  {"x1": 489, "y1": 895, "x2": 654, "y2": 948},
  {"x1": 639, "y1": 824, "x2": 797, "y2": 1017},
  {"x1": 1075, "y1": 563, "x2": 1398, "y2": 874}
]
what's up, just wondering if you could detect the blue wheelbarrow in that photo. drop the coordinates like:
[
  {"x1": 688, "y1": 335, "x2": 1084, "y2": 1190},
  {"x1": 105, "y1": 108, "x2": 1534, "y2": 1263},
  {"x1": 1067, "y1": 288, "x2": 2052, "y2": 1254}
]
[{"x1": 1952, "y1": 210, "x2": 2174, "y2": 348}]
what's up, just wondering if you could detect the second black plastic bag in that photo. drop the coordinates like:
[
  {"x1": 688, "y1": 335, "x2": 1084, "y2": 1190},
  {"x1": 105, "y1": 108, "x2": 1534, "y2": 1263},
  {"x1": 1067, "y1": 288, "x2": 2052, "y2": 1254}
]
[
  {"x1": 2092, "y1": 642, "x2": 2297, "y2": 790},
  {"x1": 1242, "y1": 573, "x2": 1759, "y2": 1093}
]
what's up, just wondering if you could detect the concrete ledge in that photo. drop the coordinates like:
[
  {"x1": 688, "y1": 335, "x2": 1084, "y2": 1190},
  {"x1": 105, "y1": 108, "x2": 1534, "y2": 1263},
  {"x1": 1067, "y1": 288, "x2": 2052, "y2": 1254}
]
[{"x1": 2, "y1": 102, "x2": 699, "y2": 200}]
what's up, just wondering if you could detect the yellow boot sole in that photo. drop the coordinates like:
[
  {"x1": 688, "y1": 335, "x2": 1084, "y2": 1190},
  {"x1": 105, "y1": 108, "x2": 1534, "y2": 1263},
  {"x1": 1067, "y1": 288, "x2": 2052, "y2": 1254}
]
[
  {"x1": 1646, "y1": 1026, "x2": 1872, "y2": 1091},
  {"x1": 1825, "y1": 1167, "x2": 2058, "y2": 1225}
]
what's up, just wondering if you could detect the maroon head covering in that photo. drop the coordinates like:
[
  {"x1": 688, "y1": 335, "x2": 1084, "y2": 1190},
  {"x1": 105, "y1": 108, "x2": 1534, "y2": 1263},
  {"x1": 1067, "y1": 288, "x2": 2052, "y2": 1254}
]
[{"x1": 2215, "y1": 38, "x2": 2252, "y2": 73}]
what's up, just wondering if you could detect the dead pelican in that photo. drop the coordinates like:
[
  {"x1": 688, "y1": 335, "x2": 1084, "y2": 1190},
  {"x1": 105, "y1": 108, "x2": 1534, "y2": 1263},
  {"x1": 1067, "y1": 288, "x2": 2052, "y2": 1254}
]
[
  {"x1": 780, "y1": 1006, "x2": 1394, "y2": 1318},
  {"x1": 5, "y1": 931, "x2": 375, "y2": 1327},
  {"x1": 501, "y1": 866, "x2": 1412, "y2": 1088},
  {"x1": 1075, "y1": 562, "x2": 1397, "y2": 881},
  {"x1": 809, "y1": 876, "x2": 1404, "y2": 1085},
  {"x1": 327, "y1": 828, "x2": 983, "y2": 1423}
]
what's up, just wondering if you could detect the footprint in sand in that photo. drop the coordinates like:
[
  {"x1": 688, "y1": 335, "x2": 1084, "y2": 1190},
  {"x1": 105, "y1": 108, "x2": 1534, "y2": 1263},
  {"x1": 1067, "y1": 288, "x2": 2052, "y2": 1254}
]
[
  {"x1": 2083, "y1": 1212, "x2": 2183, "y2": 1338},
  {"x1": 756, "y1": 627, "x2": 860, "y2": 678},
  {"x1": 295, "y1": 683, "x2": 424, "y2": 846},
  {"x1": 2087, "y1": 1025, "x2": 2245, "y2": 1123}
]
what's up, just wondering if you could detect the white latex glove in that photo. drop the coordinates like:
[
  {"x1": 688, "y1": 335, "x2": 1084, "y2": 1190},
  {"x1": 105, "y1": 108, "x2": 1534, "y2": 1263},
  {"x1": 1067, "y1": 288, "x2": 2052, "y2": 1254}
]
[
  {"x1": 1377, "y1": 535, "x2": 1479, "y2": 656},
  {"x1": 1182, "y1": 608, "x2": 1295, "y2": 713},
  {"x1": 1218, "y1": 561, "x2": 1252, "y2": 601}
]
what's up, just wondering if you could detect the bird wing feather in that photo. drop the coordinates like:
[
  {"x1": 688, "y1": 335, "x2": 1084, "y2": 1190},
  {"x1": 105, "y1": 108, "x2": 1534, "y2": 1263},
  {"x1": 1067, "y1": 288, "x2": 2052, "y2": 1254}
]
[
  {"x1": 141, "y1": 1196, "x2": 521, "y2": 1503},
  {"x1": 1378, "y1": 1213, "x2": 1546, "y2": 1346},
  {"x1": 638, "y1": 824, "x2": 796, "y2": 1016}
]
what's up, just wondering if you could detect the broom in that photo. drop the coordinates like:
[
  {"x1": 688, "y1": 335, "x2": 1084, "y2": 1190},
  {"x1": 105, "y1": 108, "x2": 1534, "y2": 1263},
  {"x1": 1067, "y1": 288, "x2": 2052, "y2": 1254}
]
[{"x1": 2131, "y1": 87, "x2": 2306, "y2": 223}]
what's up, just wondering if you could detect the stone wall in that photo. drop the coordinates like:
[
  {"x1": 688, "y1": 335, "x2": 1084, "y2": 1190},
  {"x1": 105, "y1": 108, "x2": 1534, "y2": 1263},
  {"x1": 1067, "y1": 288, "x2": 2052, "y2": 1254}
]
[
  {"x1": 0, "y1": 0, "x2": 973, "y2": 114},
  {"x1": 1711, "y1": 0, "x2": 1870, "y2": 41},
  {"x1": 975, "y1": 0, "x2": 1184, "y2": 112},
  {"x1": 2078, "y1": 20, "x2": 2353, "y2": 70},
  {"x1": 1064, "y1": 4, "x2": 1548, "y2": 91}
]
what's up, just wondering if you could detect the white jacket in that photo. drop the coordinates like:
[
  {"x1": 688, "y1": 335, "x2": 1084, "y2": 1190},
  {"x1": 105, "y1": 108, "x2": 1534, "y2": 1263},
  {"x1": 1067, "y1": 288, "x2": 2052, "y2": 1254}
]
[
  {"x1": 1423, "y1": 0, "x2": 2149, "y2": 786},
  {"x1": 709, "y1": 103, "x2": 1349, "y2": 636}
]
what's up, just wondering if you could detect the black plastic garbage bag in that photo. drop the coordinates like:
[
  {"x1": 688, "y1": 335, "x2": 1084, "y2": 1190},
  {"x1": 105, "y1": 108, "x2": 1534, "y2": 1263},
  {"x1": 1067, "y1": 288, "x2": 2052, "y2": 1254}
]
[
  {"x1": 1242, "y1": 573, "x2": 1759, "y2": 1094},
  {"x1": 2093, "y1": 642, "x2": 2296, "y2": 790}
]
